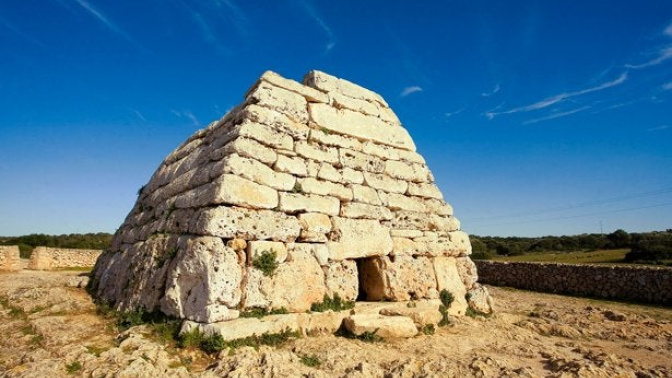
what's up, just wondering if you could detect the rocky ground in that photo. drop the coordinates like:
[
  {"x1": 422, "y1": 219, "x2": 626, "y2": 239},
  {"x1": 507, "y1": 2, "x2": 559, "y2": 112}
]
[{"x1": 1, "y1": 269, "x2": 671, "y2": 377}]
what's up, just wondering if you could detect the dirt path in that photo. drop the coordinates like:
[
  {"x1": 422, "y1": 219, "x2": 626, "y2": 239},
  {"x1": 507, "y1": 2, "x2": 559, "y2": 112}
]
[{"x1": 1, "y1": 270, "x2": 671, "y2": 377}]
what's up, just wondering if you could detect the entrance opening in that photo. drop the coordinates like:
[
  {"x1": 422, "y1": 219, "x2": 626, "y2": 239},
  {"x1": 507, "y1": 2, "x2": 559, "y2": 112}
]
[{"x1": 355, "y1": 256, "x2": 386, "y2": 301}]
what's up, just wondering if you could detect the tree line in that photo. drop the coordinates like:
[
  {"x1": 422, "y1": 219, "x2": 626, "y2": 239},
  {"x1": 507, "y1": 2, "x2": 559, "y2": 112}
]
[
  {"x1": 471, "y1": 229, "x2": 672, "y2": 264},
  {"x1": 0, "y1": 233, "x2": 113, "y2": 258}
]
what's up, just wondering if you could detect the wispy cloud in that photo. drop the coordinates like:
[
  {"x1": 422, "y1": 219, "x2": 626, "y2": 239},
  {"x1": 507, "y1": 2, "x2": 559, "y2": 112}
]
[
  {"x1": 73, "y1": 0, "x2": 141, "y2": 49},
  {"x1": 647, "y1": 125, "x2": 670, "y2": 132},
  {"x1": 665, "y1": 21, "x2": 672, "y2": 37},
  {"x1": 171, "y1": 110, "x2": 200, "y2": 127},
  {"x1": 297, "y1": 0, "x2": 336, "y2": 55},
  {"x1": 663, "y1": 82, "x2": 672, "y2": 91},
  {"x1": 626, "y1": 46, "x2": 672, "y2": 69},
  {"x1": 482, "y1": 84, "x2": 500, "y2": 97},
  {"x1": 523, "y1": 106, "x2": 590, "y2": 125},
  {"x1": 400, "y1": 86, "x2": 423, "y2": 97},
  {"x1": 130, "y1": 109, "x2": 147, "y2": 122},
  {"x1": 444, "y1": 108, "x2": 465, "y2": 122},
  {"x1": 216, "y1": 0, "x2": 250, "y2": 37},
  {"x1": 486, "y1": 72, "x2": 627, "y2": 119}
]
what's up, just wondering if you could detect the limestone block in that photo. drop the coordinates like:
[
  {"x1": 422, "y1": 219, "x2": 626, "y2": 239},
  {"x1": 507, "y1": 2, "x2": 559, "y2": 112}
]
[
  {"x1": 341, "y1": 167, "x2": 364, "y2": 184},
  {"x1": 317, "y1": 163, "x2": 342, "y2": 182},
  {"x1": 306, "y1": 160, "x2": 320, "y2": 177},
  {"x1": 161, "y1": 237, "x2": 243, "y2": 323},
  {"x1": 343, "y1": 314, "x2": 417, "y2": 338},
  {"x1": 424, "y1": 199, "x2": 454, "y2": 216},
  {"x1": 407, "y1": 182, "x2": 443, "y2": 199},
  {"x1": 432, "y1": 256, "x2": 468, "y2": 316},
  {"x1": 246, "y1": 81, "x2": 309, "y2": 124},
  {"x1": 304, "y1": 70, "x2": 389, "y2": 107},
  {"x1": 326, "y1": 218, "x2": 393, "y2": 260},
  {"x1": 184, "y1": 314, "x2": 303, "y2": 341},
  {"x1": 309, "y1": 128, "x2": 362, "y2": 150},
  {"x1": 467, "y1": 284, "x2": 494, "y2": 314},
  {"x1": 330, "y1": 91, "x2": 380, "y2": 117},
  {"x1": 221, "y1": 154, "x2": 296, "y2": 191},
  {"x1": 192, "y1": 206, "x2": 301, "y2": 242},
  {"x1": 227, "y1": 238, "x2": 247, "y2": 252},
  {"x1": 362, "y1": 141, "x2": 401, "y2": 161},
  {"x1": 392, "y1": 237, "x2": 425, "y2": 256},
  {"x1": 384, "y1": 211, "x2": 458, "y2": 232},
  {"x1": 247, "y1": 241, "x2": 288, "y2": 264},
  {"x1": 0, "y1": 246, "x2": 21, "y2": 271},
  {"x1": 243, "y1": 246, "x2": 326, "y2": 312},
  {"x1": 242, "y1": 104, "x2": 310, "y2": 140},
  {"x1": 235, "y1": 121, "x2": 294, "y2": 151},
  {"x1": 386, "y1": 193, "x2": 427, "y2": 212},
  {"x1": 379, "y1": 301, "x2": 443, "y2": 326},
  {"x1": 324, "y1": 260, "x2": 359, "y2": 301},
  {"x1": 258, "y1": 70, "x2": 329, "y2": 103},
  {"x1": 211, "y1": 174, "x2": 279, "y2": 210},
  {"x1": 274, "y1": 155, "x2": 308, "y2": 177},
  {"x1": 397, "y1": 149, "x2": 426, "y2": 165},
  {"x1": 298, "y1": 213, "x2": 333, "y2": 233},
  {"x1": 295, "y1": 141, "x2": 339, "y2": 164},
  {"x1": 456, "y1": 256, "x2": 479, "y2": 290},
  {"x1": 364, "y1": 255, "x2": 438, "y2": 301},
  {"x1": 278, "y1": 193, "x2": 340, "y2": 216},
  {"x1": 385, "y1": 160, "x2": 431, "y2": 183},
  {"x1": 299, "y1": 231, "x2": 328, "y2": 243},
  {"x1": 449, "y1": 231, "x2": 472, "y2": 255},
  {"x1": 352, "y1": 184, "x2": 382, "y2": 205},
  {"x1": 308, "y1": 103, "x2": 416, "y2": 151},
  {"x1": 412, "y1": 236, "x2": 452, "y2": 257},
  {"x1": 288, "y1": 243, "x2": 330, "y2": 266},
  {"x1": 299, "y1": 177, "x2": 353, "y2": 201},
  {"x1": 339, "y1": 148, "x2": 385, "y2": 173},
  {"x1": 362, "y1": 172, "x2": 408, "y2": 193},
  {"x1": 340, "y1": 203, "x2": 392, "y2": 220},
  {"x1": 217, "y1": 137, "x2": 277, "y2": 165},
  {"x1": 390, "y1": 229, "x2": 424, "y2": 238},
  {"x1": 377, "y1": 106, "x2": 401, "y2": 126}
]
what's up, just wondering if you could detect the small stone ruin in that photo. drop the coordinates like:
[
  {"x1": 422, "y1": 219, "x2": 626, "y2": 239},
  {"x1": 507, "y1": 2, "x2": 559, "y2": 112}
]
[
  {"x1": 0, "y1": 246, "x2": 22, "y2": 272},
  {"x1": 89, "y1": 70, "x2": 492, "y2": 325}
]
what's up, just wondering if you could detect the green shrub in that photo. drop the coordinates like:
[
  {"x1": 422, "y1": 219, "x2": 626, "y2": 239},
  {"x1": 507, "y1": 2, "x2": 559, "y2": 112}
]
[
  {"x1": 439, "y1": 290, "x2": 454, "y2": 308},
  {"x1": 240, "y1": 307, "x2": 288, "y2": 318},
  {"x1": 421, "y1": 324, "x2": 435, "y2": 335},
  {"x1": 300, "y1": 354, "x2": 321, "y2": 367},
  {"x1": 65, "y1": 361, "x2": 82, "y2": 374},
  {"x1": 310, "y1": 294, "x2": 355, "y2": 312},
  {"x1": 200, "y1": 333, "x2": 226, "y2": 354},
  {"x1": 252, "y1": 250, "x2": 279, "y2": 277},
  {"x1": 335, "y1": 326, "x2": 382, "y2": 342}
]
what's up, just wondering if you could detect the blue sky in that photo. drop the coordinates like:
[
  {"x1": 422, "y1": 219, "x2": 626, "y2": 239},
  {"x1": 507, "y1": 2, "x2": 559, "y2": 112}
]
[{"x1": 1, "y1": 0, "x2": 671, "y2": 237}]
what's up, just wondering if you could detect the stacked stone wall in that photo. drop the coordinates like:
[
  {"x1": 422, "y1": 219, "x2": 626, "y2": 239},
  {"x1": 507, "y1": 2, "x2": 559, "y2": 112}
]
[
  {"x1": 475, "y1": 261, "x2": 672, "y2": 305},
  {"x1": 89, "y1": 70, "x2": 492, "y2": 324},
  {"x1": 28, "y1": 247, "x2": 102, "y2": 270},
  {"x1": 0, "y1": 246, "x2": 22, "y2": 271}
]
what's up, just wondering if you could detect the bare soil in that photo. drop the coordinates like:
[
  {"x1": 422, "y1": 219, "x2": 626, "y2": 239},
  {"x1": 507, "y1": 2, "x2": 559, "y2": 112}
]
[{"x1": 1, "y1": 270, "x2": 671, "y2": 377}]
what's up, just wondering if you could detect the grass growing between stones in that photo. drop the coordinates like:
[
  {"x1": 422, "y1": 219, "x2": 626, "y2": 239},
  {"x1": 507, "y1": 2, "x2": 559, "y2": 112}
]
[
  {"x1": 178, "y1": 327, "x2": 301, "y2": 354},
  {"x1": 252, "y1": 250, "x2": 279, "y2": 277},
  {"x1": 438, "y1": 289, "x2": 454, "y2": 327},
  {"x1": 65, "y1": 361, "x2": 82, "y2": 374},
  {"x1": 239, "y1": 307, "x2": 289, "y2": 318},
  {"x1": 335, "y1": 325, "x2": 383, "y2": 343},
  {"x1": 299, "y1": 354, "x2": 321, "y2": 367},
  {"x1": 310, "y1": 294, "x2": 355, "y2": 312}
]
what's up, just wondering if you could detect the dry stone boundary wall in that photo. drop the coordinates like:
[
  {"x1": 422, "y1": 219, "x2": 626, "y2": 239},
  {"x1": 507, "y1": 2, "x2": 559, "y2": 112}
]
[
  {"x1": 28, "y1": 247, "x2": 102, "y2": 270},
  {"x1": 475, "y1": 261, "x2": 672, "y2": 305},
  {"x1": 0, "y1": 246, "x2": 22, "y2": 271}
]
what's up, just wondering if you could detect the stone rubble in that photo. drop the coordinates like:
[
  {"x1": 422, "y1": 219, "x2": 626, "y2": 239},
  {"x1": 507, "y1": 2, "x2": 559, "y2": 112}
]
[{"x1": 88, "y1": 70, "x2": 492, "y2": 330}]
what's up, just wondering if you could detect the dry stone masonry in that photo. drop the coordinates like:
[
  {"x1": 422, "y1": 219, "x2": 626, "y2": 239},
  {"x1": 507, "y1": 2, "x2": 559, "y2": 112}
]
[
  {"x1": 476, "y1": 261, "x2": 672, "y2": 305},
  {"x1": 0, "y1": 246, "x2": 21, "y2": 271},
  {"x1": 89, "y1": 70, "x2": 492, "y2": 325},
  {"x1": 28, "y1": 247, "x2": 102, "y2": 270}
]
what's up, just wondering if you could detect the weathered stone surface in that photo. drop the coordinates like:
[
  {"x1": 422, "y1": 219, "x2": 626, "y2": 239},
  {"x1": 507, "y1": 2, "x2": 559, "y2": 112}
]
[
  {"x1": 278, "y1": 193, "x2": 340, "y2": 216},
  {"x1": 234, "y1": 120, "x2": 294, "y2": 151},
  {"x1": 274, "y1": 155, "x2": 308, "y2": 177},
  {"x1": 299, "y1": 177, "x2": 353, "y2": 201},
  {"x1": 341, "y1": 167, "x2": 364, "y2": 184},
  {"x1": 0, "y1": 246, "x2": 21, "y2": 272},
  {"x1": 385, "y1": 160, "x2": 431, "y2": 183},
  {"x1": 259, "y1": 70, "x2": 329, "y2": 103},
  {"x1": 317, "y1": 163, "x2": 342, "y2": 182},
  {"x1": 407, "y1": 182, "x2": 443, "y2": 199},
  {"x1": 210, "y1": 174, "x2": 279, "y2": 210},
  {"x1": 221, "y1": 154, "x2": 295, "y2": 191},
  {"x1": 358, "y1": 255, "x2": 437, "y2": 301},
  {"x1": 242, "y1": 246, "x2": 326, "y2": 312},
  {"x1": 327, "y1": 218, "x2": 393, "y2": 260},
  {"x1": 386, "y1": 193, "x2": 427, "y2": 212},
  {"x1": 467, "y1": 284, "x2": 494, "y2": 315},
  {"x1": 352, "y1": 184, "x2": 382, "y2": 205},
  {"x1": 324, "y1": 260, "x2": 358, "y2": 301},
  {"x1": 246, "y1": 81, "x2": 309, "y2": 124},
  {"x1": 217, "y1": 137, "x2": 277, "y2": 165},
  {"x1": 339, "y1": 149, "x2": 385, "y2": 173},
  {"x1": 390, "y1": 229, "x2": 424, "y2": 238},
  {"x1": 343, "y1": 314, "x2": 417, "y2": 338},
  {"x1": 379, "y1": 300, "x2": 443, "y2": 326},
  {"x1": 27, "y1": 247, "x2": 100, "y2": 271},
  {"x1": 294, "y1": 141, "x2": 339, "y2": 164},
  {"x1": 433, "y1": 257, "x2": 468, "y2": 316},
  {"x1": 449, "y1": 231, "x2": 472, "y2": 255},
  {"x1": 340, "y1": 203, "x2": 392, "y2": 220},
  {"x1": 391, "y1": 237, "x2": 424, "y2": 256},
  {"x1": 288, "y1": 243, "x2": 330, "y2": 266},
  {"x1": 308, "y1": 103, "x2": 416, "y2": 151},
  {"x1": 304, "y1": 70, "x2": 389, "y2": 107},
  {"x1": 298, "y1": 213, "x2": 333, "y2": 234},
  {"x1": 362, "y1": 172, "x2": 408, "y2": 193},
  {"x1": 362, "y1": 141, "x2": 400, "y2": 161},
  {"x1": 192, "y1": 206, "x2": 301, "y2": 242},
  {"x1": 242, "y1": 104, "x2": 310, "y2": 140},
  {"x1": 161, "y1": 237, "x2": 242, "y2": 323},
  {"x1": 456, "y1": 256, "x2": 479, "y2": 290},
  {"x1": 247, "y1": 241, "x2": 288, "y2": 264},
  {"x1": 309, "y1": 128, "x2": 362, "y2": 150}
]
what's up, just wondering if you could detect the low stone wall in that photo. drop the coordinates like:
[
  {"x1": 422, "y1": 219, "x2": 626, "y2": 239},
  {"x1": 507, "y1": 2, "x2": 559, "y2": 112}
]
[
  {"x1": 475, "y1": 261, "x2": 672, "y2": 305},
  {"x1": 0, "y1": 246, "x2": 22, "y2": 271},
  {"x1": 28, "y1": 247, "x2": 102, "y2": 270}
]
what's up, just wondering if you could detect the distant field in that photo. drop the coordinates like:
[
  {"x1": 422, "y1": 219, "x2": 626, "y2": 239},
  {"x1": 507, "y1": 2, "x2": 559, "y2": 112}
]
[{"x1": 490, "y1": 249, "x2": 630, "y2": 264}]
